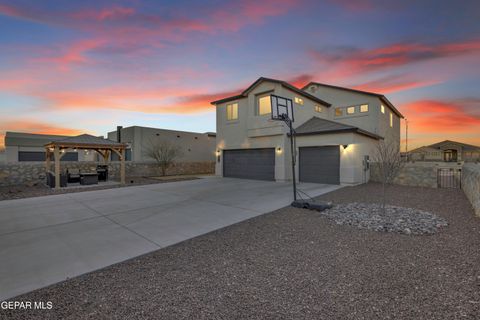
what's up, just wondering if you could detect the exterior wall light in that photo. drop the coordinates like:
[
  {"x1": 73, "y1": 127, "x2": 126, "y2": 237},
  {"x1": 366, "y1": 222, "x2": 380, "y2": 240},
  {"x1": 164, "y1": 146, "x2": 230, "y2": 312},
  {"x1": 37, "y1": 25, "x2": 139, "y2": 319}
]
[
  {"x1": 343, "y1": 144, "x2": 349, "y2": 149},
  {"x1": 276, "y1": 147, "x2": 282, "y2": 154}
]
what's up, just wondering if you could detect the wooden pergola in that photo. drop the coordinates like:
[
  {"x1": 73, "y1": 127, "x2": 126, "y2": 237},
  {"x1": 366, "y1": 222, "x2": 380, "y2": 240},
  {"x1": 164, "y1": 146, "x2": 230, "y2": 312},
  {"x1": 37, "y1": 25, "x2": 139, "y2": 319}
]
[{"x1": 44, "y1": 134, "x2": 127, "y2": 189}]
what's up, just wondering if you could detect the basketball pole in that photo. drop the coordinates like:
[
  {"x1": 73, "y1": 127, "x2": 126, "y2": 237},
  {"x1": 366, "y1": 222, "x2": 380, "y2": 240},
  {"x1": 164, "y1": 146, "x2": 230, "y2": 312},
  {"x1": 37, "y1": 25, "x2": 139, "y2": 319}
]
[{"x1": 288, "y1": 119, "x2": 297, "y2": 201}]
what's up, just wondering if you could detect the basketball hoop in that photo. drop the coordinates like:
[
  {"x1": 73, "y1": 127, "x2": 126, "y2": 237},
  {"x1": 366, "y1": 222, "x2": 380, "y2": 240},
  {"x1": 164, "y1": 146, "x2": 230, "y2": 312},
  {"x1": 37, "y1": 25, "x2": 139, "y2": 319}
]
[
  {"x1": 271, "y1": 94, "x2": 294, "y2": 122},
  {"x1": 270, "y1": 94, "x2": 297, "y2": 201}
]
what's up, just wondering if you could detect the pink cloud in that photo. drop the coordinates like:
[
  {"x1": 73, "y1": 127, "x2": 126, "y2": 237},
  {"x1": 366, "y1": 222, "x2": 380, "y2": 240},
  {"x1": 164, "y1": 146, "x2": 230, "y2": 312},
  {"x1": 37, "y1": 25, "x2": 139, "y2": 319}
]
[
  {"x1": 352, "y1": 75, "x2": 441, "y2": 94},
  {"x1": 310, "y1": 39, "x2": 480, "y2": 79}
]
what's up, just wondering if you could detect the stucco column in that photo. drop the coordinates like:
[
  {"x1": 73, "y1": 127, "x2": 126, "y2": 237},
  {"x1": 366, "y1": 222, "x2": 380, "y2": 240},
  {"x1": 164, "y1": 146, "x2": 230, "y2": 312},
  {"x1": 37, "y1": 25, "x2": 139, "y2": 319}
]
[
  {"x1": 54, "y1": 146, "x2": 60, "y2": 189},
  {"x1": 45, "y1": 147, "x2": 51, "y2": 172}
]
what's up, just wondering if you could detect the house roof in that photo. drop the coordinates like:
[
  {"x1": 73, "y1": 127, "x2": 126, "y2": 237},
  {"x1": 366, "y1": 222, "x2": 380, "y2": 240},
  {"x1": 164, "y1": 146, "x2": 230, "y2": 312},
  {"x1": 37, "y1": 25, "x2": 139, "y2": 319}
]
[
  {"x1": 294, "y1": 117, "x2": 382, "y2": 140},
  {"x1": 411, "y1": 140, "x2": 480, "y2": 152},
  {"x1": 210, "y1": 77, "x2": 331, "y2": 107},
  {"x1": 302, "y1": 81, "x2": 404, "y2": 118},
  {"x1": 45, "y1": 134, "x2": 126, "y2": 148}
]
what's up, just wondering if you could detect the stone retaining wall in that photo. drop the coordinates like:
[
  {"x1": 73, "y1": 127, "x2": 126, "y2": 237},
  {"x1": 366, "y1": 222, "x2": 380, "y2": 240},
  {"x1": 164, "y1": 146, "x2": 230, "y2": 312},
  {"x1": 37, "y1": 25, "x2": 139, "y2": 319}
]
[
  {"x1": 462, "y1": 163, "x2": 480, "y2": 217},
  {"x1": 0, "y1": 161, "x2": 215, "y2": 186},
  {"x1": 370, "y1": 163, "x2": 438, "y2": 188}
]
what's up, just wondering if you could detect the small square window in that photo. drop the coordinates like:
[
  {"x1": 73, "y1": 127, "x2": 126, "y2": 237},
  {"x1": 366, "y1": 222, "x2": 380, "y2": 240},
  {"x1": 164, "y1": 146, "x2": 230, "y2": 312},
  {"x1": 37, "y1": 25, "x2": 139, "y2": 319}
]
[
  {"x1": 390, "y1": 112, "x2": 393, "y2": 127},
  {"x1": 257, "y1": 95, "x2": 271, "y2": 115},
  {"x1": 347, "y1": 106, "x2": 355, "y2": 114},
  {"x1": 294, "y1": 97, "x2": 304, "y2": 105},
  {"x1": 226, "y1": 103, "x2": 238, "y2": 120},
  {"x1": 360, "y1": 104, "x2": 369, "y2": 113},
  {"x1": 314, "y1": 105, "x2": 323, "y2": 113},
  {"x1": 381, "y1": 104, "x2": 385, "y2": 114},
  {"x1": 335, "y1": 108, "x2": 343, "y2": 116}
]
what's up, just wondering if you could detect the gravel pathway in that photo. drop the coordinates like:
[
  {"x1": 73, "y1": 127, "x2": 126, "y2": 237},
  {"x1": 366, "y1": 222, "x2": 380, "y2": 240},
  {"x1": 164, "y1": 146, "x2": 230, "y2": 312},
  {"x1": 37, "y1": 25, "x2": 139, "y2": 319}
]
[
  {"x1": 321, "y1": 202, "x2": 448, "y2": 235},
  {"x1": 1, "y1": 183, "x2": 479, "y2": 319}
]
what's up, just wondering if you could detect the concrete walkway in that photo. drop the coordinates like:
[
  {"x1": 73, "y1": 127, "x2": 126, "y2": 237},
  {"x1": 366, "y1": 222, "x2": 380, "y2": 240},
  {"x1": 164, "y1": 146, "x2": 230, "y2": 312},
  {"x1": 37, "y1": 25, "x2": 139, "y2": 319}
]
[{"x1": 0, "y1": 177, "x2": 341, "y2": 300}]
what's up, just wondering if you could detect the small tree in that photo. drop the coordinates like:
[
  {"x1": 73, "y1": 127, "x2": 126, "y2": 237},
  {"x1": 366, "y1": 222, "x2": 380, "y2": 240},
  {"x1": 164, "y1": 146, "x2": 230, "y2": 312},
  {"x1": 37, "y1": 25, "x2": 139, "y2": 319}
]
[
  {"x1": 143, "y1": 139, "x2": 183, "y2": 176},
  {"x1": 373, "y1": 140, "x2": 404, "y2": 213}
]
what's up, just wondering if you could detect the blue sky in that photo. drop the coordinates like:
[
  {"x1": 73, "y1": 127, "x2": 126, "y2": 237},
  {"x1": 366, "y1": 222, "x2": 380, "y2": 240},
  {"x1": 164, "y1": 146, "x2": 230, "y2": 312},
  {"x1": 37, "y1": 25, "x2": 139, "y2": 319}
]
[{"x1": 0, "y1": 0, "x2": 479, "y2": 148}]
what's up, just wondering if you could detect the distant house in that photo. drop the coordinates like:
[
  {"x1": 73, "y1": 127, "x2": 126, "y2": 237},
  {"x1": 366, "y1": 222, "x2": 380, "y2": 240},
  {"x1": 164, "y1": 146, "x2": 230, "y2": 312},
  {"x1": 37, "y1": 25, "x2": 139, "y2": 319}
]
[
  {"x1": 4, "y1": 132, "x2": 98, "y2": 163},
  {"x1": 409, "y1": 140, "x2": 480, "y2": 162},
  {"x1": 4, "y1": 127, "x2": 216, "y2": 163},
  {"x1": 106, "y1": 126, "x2": 216, "y2": 162}
]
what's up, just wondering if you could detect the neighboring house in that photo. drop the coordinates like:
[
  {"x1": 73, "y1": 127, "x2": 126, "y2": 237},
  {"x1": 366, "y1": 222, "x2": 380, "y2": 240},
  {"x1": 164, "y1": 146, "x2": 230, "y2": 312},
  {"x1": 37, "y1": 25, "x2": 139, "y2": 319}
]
[
  {"x1": 211, "y1": 77, "x2": 403, "y2": 185},
  {"x1": 4, "y1": 132, "x2": 97, "y2": 162},
  {"x1": 409, "y1": 140, "x2": 480, "y2": 162},
  {"x1": 106, "y1": 126, "x2": 216, "y2": 163}
]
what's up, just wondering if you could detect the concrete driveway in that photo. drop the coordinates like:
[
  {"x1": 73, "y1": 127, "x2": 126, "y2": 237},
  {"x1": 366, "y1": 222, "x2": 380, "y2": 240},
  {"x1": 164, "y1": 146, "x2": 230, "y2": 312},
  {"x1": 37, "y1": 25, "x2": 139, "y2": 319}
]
[{"x1": 0, "y1": 177, "x2": 341, "y2": 300}]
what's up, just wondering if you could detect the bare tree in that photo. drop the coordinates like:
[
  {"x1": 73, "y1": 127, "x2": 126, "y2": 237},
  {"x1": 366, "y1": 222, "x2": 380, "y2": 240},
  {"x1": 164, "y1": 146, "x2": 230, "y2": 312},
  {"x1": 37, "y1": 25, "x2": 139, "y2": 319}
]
[
  {"x1": 143, "y1": 139, "x2": 183, "y2": 176},
  {"x1": 373, "y1": 140, "x2": 404, "y2": 213}
]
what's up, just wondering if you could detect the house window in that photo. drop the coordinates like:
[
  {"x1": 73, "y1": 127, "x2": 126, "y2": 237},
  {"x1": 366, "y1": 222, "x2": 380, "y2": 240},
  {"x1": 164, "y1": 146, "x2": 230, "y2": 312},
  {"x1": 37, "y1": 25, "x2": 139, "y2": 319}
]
[
  {"x1": 314, "y1": 105, "x2": 323, "y2": 113},
  {"x1": 335, "y1": 108, "x2": 343, "y2": 116},
  {"x1": 390, "y1": 112, "x2": 393, "y2": 127},
  {"x1": 294, "y1": 97, "x2": 304, "y2": 105},
  {"x1": 257, "y1": 95, "x2": 271, "y2": 115},
  {"x1": 381, "y1": 104, "x2": 385, "y2": 114},
  {"x1": 347, "y1": 106, "x2": 355, "y2": 114},
  {"x1": 360, "y1": 104, "x2": 369, "y2": 113},
  {"x1": 226, "y1": 103, "x2": 238, "y2": 121}
]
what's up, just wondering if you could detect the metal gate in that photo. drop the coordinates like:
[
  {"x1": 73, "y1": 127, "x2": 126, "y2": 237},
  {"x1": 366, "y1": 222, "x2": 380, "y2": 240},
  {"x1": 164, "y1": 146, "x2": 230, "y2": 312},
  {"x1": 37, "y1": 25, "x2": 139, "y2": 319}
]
[{"x1": 437, "y1": 168, "x2": 461, "y2": 189}]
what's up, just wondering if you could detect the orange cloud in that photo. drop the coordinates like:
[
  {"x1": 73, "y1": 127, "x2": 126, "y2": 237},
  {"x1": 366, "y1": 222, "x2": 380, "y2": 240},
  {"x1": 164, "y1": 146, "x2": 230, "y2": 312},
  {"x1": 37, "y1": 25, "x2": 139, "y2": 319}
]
[
  {"x1": 0, "y1": 120, "x2": 87, "y2": 149},
  {"x1": 401, "y1": 100, "x2": 480, "y2": 133}
]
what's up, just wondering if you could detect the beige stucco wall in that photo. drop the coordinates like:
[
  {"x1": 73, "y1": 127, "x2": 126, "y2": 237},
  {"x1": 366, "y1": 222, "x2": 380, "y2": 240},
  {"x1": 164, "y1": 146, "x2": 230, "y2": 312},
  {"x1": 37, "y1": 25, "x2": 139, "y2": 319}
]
[
  {"x1": 304, "y1": 84, "x2": 401, "y2": 147},
  {"x1": 107, "y1": 126, "x2": 216, "y2": 163},
  {"x1": 215, "y1": 80, "x2": 394, "y2": 185},
  {"x1": 294, "y1": 132, "x2": 377, "y2": 185}
]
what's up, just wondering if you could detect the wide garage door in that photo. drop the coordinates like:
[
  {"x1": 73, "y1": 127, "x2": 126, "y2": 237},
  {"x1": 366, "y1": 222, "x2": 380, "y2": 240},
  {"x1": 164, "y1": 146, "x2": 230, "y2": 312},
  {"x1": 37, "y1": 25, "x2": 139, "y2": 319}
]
[
  {"x1": 299, "y1": 146, "x2": 340, "y2": 184},
  {"x1": 223, "y1": 148, "x2": 275, "y2": 181}
]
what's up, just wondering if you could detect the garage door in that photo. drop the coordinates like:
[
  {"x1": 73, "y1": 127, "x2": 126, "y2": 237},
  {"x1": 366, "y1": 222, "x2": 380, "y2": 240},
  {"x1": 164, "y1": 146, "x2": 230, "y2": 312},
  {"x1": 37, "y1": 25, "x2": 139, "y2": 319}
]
[
  {"x1": 223, "y1": 149, "x2": 275, "y2": 181},
  {"x1": 299, "y1": 146, "x2": 340, "y2": 184}
]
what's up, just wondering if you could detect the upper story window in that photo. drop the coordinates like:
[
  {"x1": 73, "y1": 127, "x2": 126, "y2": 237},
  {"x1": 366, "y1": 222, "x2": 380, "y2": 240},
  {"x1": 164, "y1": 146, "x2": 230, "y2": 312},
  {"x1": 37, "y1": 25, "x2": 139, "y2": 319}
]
[
  {"x1": 381, "y1": 104, "x2": 385, "y2": 114},
  {"x1": 360, "y1": 104, "x2": 369, "y2": 113},
  {"x1": 314, "y1": 105, "x2": 323, "y2": 113},
  {"x1": 257, "y1": 95, "x2": 272, "y2": 115},
  {"x1": 294, "y1": 97, "x2": 304, "y2": 105},
  {"x1": 347, "y1": 106, "x2": 355, "y2": 114},
  {"x1": 335, "y1": 108, "x2": 343, "y2": 116},
  {"x1": 226, "y1": 103, "x2": 238, "y2": 121},
  {"x1": 390, "y1": 112, "x2": 393, "y2": 127}
]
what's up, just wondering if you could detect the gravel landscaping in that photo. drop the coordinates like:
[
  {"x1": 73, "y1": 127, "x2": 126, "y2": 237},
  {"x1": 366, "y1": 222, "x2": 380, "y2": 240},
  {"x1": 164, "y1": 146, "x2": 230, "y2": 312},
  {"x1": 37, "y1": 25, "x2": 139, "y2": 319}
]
[
  {"x1": 0, "y1": 176, "x2": 199, "y2": 201},
  {"x1": 2, "y1": 183, "x2": 479, "y2": 319},
  {"x1": 321, "y1": 202, "x2": 448, "y2": 235}
]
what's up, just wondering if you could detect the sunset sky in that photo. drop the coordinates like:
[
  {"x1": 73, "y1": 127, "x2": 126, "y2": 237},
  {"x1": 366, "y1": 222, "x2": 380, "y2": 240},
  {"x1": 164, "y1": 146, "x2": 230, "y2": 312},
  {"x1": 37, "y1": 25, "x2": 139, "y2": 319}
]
[{"x1": 0, "y1": 0, "x2": 479, "y2": 150}]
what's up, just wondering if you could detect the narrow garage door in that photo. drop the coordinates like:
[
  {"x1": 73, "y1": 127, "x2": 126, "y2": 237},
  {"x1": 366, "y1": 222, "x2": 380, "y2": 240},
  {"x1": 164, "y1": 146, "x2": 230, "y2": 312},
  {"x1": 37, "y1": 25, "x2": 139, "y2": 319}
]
[
  {"x1": 223, "y1": 149, "x2": 275, "y2": 181},
  {"x1": 299, "y1": 146, "x2": 340, "y2": 184}
]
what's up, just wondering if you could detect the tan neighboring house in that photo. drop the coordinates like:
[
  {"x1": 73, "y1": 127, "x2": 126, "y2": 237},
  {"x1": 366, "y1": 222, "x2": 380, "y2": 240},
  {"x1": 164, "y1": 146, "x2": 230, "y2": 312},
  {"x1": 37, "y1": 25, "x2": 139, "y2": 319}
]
[
  {"x1": 211, "y1": 77, "x2": 403, "y2": 185},
  {"x1": 4, "y1": 127, "x2": 216, "y2": 163},
  {"x1": 4, "y1": 132, "x2": 97, "y2": 163},
  {"x1": 409, "y1": 140, "x2": 480, "y2": 162},
  {"x1": 106, "y1": 126, "x2": 216, "y2": 162}
]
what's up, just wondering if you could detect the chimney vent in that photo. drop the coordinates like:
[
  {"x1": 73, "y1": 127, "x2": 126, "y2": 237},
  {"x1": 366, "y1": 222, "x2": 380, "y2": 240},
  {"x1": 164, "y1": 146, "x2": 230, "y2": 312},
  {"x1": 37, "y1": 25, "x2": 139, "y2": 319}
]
[{"x1": 117, "y1": 126, "x2": 123, "y2": 142}]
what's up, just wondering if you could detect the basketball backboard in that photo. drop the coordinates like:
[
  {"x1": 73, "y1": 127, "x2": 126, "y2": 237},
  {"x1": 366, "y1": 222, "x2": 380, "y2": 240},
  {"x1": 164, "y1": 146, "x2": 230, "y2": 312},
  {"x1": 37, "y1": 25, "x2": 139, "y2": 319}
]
[{"x1": 271, "y1": 94, "x2": 294, "y2": 122}]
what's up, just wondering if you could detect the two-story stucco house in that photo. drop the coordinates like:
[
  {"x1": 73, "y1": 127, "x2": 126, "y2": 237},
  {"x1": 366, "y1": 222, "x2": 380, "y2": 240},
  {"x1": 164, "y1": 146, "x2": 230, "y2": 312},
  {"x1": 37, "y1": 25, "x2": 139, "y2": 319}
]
[{"x1": 211, "y1": 77, "x2": 403, "y2": 185}]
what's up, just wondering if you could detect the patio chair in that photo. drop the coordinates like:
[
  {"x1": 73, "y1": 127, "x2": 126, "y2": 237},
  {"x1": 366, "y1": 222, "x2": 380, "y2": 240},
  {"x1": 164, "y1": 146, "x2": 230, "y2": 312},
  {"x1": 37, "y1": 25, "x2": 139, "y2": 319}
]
[
  {"x1": 46, "y1": 171, "x2": 67, "y2": 188},
  {"x1": 67, "y1": 168, "x2": 81, "y2": 183}
]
